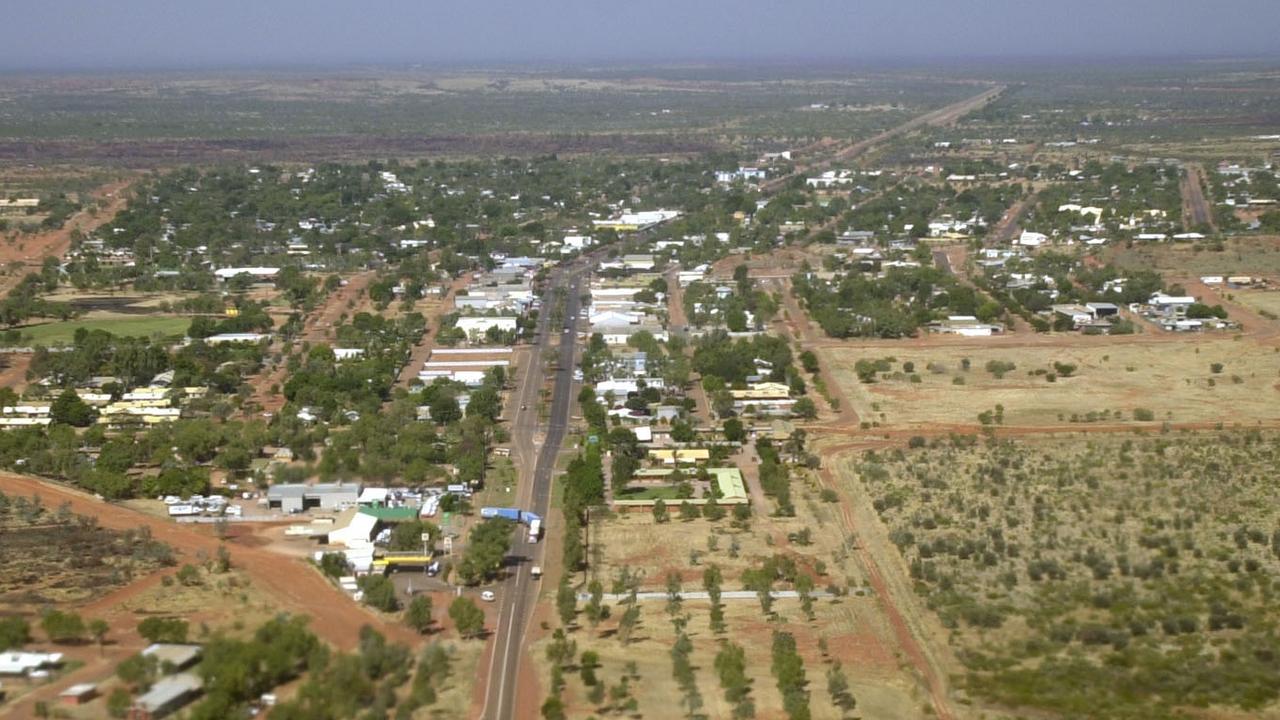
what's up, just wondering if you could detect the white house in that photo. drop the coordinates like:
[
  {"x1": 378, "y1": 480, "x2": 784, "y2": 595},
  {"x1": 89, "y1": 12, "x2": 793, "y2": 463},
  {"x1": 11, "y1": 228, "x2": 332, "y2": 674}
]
[
  {"x1": 1016, "y1": 231, "x2": 1049, "y2": 247},
  {"x1": 455, "y1": 316, "x2": 518, "y2": 339},
  {"x1": 213, "y1": 267, "x2": 280, "y2": 282}
]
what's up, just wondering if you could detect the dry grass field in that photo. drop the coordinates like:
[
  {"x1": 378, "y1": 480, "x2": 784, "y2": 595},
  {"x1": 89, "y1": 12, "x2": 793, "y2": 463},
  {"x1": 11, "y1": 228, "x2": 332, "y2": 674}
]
[
  {"x1": 1231, "y1": 287, "x2": 1280, "y2": 319},
  {"x1": 1104, "y1": 237, "x2": 1280, "y2": 277},
  {"x1": 530, "y1": 596, "x2": 927, "y2": 720},
  {"x1": 533, "y1": 475, "x2": 940, "y2": 720},
  {"x1": 826, "y1": 337, "x2": 1280, "y2": 429}
]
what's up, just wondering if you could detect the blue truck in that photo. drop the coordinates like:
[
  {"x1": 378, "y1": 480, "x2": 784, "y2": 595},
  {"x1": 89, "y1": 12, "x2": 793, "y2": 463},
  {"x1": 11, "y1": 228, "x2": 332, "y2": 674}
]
[{"x1": 480, "y1": 507, "x2": 542, "y2": 525}]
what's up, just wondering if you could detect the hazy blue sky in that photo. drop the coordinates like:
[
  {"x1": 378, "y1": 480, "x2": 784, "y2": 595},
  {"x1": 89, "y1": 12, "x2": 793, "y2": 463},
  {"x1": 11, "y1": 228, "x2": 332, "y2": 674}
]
[{"x1": 3, "y1": 0, "x2": 1278, "y2": 70}]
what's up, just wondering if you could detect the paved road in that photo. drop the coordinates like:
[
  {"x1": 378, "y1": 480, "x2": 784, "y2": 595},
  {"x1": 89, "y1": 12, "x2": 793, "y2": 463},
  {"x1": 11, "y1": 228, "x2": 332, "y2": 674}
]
[{"x1": 483, "y1": 264, "x2": 585, "y2": 720}]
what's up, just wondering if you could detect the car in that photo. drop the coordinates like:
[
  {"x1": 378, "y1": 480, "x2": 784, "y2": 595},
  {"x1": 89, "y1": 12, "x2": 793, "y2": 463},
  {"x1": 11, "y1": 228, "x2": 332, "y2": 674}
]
[
  {"x1": 480, "y1": 590, "x2": 496, "y2": 602},
  {"x1": 521, "y1": 404, "x2": 527, "y2": 410}
]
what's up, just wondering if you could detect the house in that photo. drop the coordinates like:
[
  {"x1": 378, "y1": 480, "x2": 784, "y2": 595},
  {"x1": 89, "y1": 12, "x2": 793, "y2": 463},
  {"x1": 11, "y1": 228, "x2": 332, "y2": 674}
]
[
  {"x1": 1052, "y1": 304, "x2": 1095, "y2": 326},
  {"x1": 200, "y1": 333, "x2": 270, "y2": 345},
  {"x1": 213, "y1": 267, "x2": 280, "y2": 282},
  {"x1": 592, "y1": 210, "x2": 680, "y2": 232},
  {"x1": 929, "y1": 315, "x2": 1003, "y2": 337},
  {"x1": 563, "y1": 235, "x2": 594, "y2": 250},
  {"x1": 267, "y1": 483, "x2": 360, "y2": 514},
  {"x1": 1086, "y1": 302, "x2": 1119, "y2": 318},
  {"x1": 706, "y1": 467, "x2": 749, "y2": 504},
  {"x1": 129, "y1": 673, "x2": 202, "y2": 720},
  {"x1": 1148, "y1": 293, "x2": 1196, "y2": 318},
  {"x1": 59, "y1": 684, "x2": 97, "y2": 706},
  {"x1": 0, "y1": 651, "x2": 63, "y2": 676},
  {"x1": 729, "y1": 382, "x2": 795, "y2": 415},
  {"x1": 328, "y1": 511, "x2": 381, "y2": 549},
  {"x1": 455, "y1": 316, "x2": 518, "y2": 340},
  {"x1": 141, "y1": 644, "x2": 202, "y2": 671},
  {"x1": 1016, "y1": 231, "x2": 1049, "y2": 247}
]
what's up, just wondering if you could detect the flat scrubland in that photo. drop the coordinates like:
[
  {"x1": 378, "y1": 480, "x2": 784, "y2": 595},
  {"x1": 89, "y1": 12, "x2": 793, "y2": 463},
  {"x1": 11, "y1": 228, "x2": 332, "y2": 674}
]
[
  {"x1": 1231, "y1": 288, "x2": 1280, "y2": 319},
  {"x1": 826, "y1": 337, "x2": 1280, "y2": 429},
  {"x1": 1104, "y1": 237, "x2": 1280, "y2": 277},
  {"x1": 837, "y1": 431, "x2": 1280, "y2": 719},
  {"x1": 0, "y1": 491, "x2": 174, "y2": 607}
]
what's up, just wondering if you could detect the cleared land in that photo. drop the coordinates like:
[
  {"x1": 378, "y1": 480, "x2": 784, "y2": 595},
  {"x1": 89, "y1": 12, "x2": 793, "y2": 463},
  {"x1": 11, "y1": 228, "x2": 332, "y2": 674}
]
[
  {"x1": 825, "y1": 338, "x2": 1280, "y2": 429},
  {"x1": 1104, "y1": 237, "x2": 1280, "y2": 277},
  {"x1": 0, "y1": 490, "x2": 173, "y2": 607}
]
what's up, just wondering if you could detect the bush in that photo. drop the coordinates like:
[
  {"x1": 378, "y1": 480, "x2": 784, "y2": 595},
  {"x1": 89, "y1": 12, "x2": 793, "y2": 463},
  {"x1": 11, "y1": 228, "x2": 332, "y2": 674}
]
[
  {"x1": 40, "y1": 610, "x2": 86, "y2": 644},
  {"x1": 985, "y1": 360, "x2": 1017, "y2": 379},
  {"x1": 0, "y1": 616, "x2": 30, "y2": 651},
  {"x1": 137, "y1": 617, "x2": 188, "y2": 644},
  {"x1": 1133, "y1": 408, "x2": 1155, "y2": 422},
  {"x1": 358, "y1": 575, "x2": 400, "y2": 613}
]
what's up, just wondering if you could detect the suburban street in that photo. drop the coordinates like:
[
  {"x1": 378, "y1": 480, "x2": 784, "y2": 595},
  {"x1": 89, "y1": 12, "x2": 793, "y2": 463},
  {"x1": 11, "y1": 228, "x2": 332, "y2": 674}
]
[{"x1": 483, "y1": 264, "x2": 585, "y2": 720}]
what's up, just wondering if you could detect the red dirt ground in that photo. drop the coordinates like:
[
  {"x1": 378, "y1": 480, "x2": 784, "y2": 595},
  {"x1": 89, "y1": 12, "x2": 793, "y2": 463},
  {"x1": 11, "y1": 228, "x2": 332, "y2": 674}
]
[{"x1": 0, "y1": 178, "x2": 135, "y2": 296}]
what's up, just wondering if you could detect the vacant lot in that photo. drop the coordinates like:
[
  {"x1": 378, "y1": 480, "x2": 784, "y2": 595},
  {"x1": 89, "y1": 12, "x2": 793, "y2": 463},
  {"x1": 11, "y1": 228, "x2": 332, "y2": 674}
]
[
  {"x1": 539, "y1": 473, "x2": 937, "y2": 720},
  {"x1": 0, "y1": 490, "x2": 174, "y2": 607},
  {"x1": 531, "y1": 594, "x2": 924, "y2": 720},
  {"x1": 18, "y1": 313, "x2": 190, "y2": 345},
  {"x1": 1105, "y1": 236, "x2": 1280, "y2": 277},
  {"x1": 837, "y1": 432, "x2": 1280, "y2": 719},
  {"x1": 1232, "y1": 288, "x2": 1280, "y2": 319},
  {"x1": 827, "y1": 337, "x2": 1280, "y2": 429}
]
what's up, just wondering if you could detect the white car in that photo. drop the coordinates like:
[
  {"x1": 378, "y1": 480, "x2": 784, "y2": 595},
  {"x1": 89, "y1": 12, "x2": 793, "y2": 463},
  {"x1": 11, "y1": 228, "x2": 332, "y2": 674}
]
[{"x1": 480, "y1": 590, "x2": 496, "y2": 602}]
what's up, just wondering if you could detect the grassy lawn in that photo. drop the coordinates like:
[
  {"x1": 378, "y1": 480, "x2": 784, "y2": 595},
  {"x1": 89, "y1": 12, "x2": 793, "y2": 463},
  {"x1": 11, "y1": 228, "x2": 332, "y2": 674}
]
[
  {"x1": 19, "y1": 314, "x2": 190, "y2": 345},
  {"x1": 616, "y1": 485, "x2": 686, "y2": 501}
]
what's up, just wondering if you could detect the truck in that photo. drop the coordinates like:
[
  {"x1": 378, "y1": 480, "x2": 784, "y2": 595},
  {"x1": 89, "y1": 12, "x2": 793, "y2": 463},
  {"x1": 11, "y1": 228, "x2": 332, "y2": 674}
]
[
  {"x1": 527, "y1": 518, "x2": 542, "y2": 543},
  {"x1": 480, "y1": 507, "x2": 542, "y2": 526}
]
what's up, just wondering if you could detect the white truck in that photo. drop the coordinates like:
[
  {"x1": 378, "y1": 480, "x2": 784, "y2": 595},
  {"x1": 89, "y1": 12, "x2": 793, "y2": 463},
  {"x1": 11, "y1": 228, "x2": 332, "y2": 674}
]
[{"x1": 527, "y1": 518, "x2": 542, "y2": 543}]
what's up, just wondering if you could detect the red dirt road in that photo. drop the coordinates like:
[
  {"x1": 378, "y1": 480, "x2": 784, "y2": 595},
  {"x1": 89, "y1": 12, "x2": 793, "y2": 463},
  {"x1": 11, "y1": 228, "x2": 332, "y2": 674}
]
[{"x1": 0, "y1": 178, "x2": 135, "y2": 296}]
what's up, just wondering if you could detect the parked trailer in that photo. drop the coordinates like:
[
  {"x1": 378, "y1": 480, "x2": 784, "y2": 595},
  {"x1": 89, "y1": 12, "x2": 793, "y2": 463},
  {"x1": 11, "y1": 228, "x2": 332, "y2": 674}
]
[{"x1": 480, "y1": 507, "x2": 542, "y2": 526}]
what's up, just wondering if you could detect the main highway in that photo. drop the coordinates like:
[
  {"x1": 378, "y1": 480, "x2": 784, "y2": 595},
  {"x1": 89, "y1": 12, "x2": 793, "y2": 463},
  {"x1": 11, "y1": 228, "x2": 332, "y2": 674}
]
[{"x1": 482, "y1": 260, "x2": 586, "y2": 720}]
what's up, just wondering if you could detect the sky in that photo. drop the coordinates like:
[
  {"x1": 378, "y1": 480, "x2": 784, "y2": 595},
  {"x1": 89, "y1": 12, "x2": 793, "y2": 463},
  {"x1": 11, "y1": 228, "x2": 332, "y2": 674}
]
[{"x1": 2, "y1": 0, "x2": 1278, "y2": 71}]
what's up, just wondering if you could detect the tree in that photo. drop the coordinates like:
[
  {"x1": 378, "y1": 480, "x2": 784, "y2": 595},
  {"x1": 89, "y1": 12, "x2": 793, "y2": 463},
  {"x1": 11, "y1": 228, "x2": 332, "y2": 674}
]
[
  {"x1": 723, "y1": 417, "x2": 746, "y2": 443},
  {"x1": 556, "y1": 575, "x2": 577, "y2": 628},
  {"x1": 357, "y1": 575, "x2": 400, "y2": 612},
  {"x1": 0, "y1": 616, "x2": 30, "y2": 651},
  {"x1": 107, "y1": 687, "x2": 132, "y2": 718},
  {"x1": 792, "y1": 397, "x2": 817, "y2": 420},
  {"x1": 429, "y1": 393, "x2": 461, "y2": 424},
  {"x1": 50, "y1": 389, "x2": 95, "y2": 427},
  {"x1": 116, "y1": 652, "x2": 159, "y2": 690},
  {"x1": 449, "y1": 597, "x2": 485, "y2": 638},
  {"x1": 541, "y1": 695, "x2": 567, "y2": 720},
  {"x1": 799, "y1": 350, "x2": 820, "y2": 374},
  {"x1": 406, "y1": 596, "x2": 434, "y2": 634},
  {"x1": 652, "y1": 498, "x2": 669, "y2": 524},
  {"x1": 41, "y1": 610, "x2": 86, "y2": 644},
  {"x1": 583, "y1": 579, "x2": 609, "y2": 631},
  {"x1": 89, "y1": 618, "x2": 110, "y2": 655},
  {"x1": 138, "y1": 617, "x2": 189, "y2": 644},
  {"x1": 466, "y1": 386, "x2": 502, "y2": 421}
]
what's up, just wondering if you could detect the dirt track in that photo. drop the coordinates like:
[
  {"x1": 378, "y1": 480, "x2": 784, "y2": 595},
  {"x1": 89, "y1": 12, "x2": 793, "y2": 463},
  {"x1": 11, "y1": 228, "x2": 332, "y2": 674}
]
[
  {"x1": 0, "y1": 177, "x2": 135, "y2": 297},
  {"x1": 246, "y1": 269, "x2": 378, "y2": 414}
]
